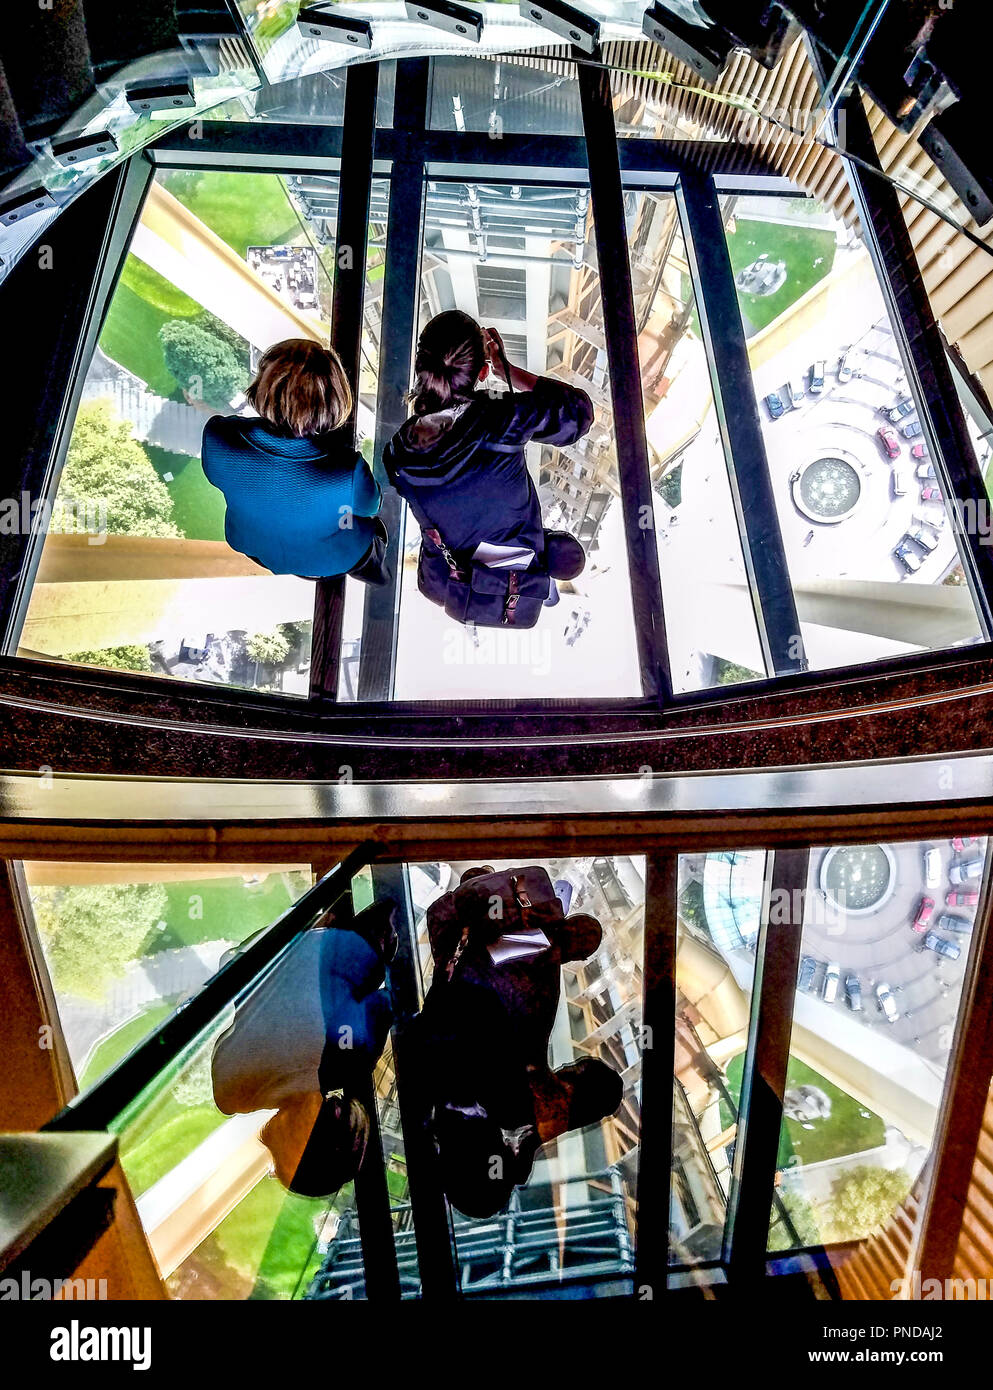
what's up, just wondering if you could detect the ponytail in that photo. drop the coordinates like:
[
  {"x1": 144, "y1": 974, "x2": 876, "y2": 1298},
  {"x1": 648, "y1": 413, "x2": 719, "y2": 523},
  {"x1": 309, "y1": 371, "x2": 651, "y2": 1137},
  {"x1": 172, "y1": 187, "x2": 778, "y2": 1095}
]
[{"x1": 410, "y1": 310, "x2": 486, "y2": 417}]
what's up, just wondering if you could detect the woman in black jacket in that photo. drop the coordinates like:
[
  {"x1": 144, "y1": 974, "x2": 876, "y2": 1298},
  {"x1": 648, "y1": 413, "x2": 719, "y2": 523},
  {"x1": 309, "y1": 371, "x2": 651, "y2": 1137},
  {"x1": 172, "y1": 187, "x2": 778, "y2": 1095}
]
[{"x1": 384, "y1": 310, "x2": 593, "y2": 594}]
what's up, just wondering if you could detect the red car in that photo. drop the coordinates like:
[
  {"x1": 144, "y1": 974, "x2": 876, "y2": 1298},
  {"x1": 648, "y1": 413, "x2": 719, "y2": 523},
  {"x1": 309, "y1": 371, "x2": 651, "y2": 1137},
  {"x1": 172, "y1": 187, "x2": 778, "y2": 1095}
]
[
  {"x1": 921, "y1": 485, "x2": 942, "y2": 502},
  {"x1": 952, "y1": 835, "x2": 975, "y2": 853},
  {"x1": 947, "y1": 890, "x2": 979, "y2": 907},
  {"x1": 911, "y1": 442, "x2": 929, "y2": 461},
  {"x1": 912, "y1": 895, "x2": 936, "y2": 932},
  {"x1": 877, "y1": 425, "x2": 901, "y2": 459}
]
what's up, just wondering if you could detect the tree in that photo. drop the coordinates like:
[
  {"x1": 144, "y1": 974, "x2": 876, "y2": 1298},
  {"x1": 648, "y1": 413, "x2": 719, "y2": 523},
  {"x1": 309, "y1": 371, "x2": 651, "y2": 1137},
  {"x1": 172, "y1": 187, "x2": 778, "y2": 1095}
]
[
  {"x1": 62, "y1": 644, "x2": 152, "y2": 673},
  {"x1": 159, "y1": 320, "x2": 249, "y2": 409},
  {"x1": 828, "y1": 1165, "x2": 912, "y2": 1241},
  {"x1": 59, "y1": 400, "x2": 181, "y2": 538},
  {"x1": 246, "y1": 628, "x2": 290, "y2": 666},
  {"x1": 31, "y1": 882, "x2": 169, "y2": 1001}
]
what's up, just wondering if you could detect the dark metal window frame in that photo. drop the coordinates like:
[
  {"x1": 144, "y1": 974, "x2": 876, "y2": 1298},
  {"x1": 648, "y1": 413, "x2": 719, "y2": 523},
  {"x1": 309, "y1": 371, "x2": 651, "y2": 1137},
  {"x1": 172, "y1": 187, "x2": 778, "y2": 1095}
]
[{"x1": 5, "y1": 57, "x2": 993, "y2": 718}]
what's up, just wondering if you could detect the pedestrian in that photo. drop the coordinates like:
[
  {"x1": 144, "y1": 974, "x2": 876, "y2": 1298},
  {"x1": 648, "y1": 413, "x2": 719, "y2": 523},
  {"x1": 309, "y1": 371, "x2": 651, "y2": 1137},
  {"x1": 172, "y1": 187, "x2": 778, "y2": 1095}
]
[{"x1": 202, "y1": 338, "x2": 389, "y2": 584}]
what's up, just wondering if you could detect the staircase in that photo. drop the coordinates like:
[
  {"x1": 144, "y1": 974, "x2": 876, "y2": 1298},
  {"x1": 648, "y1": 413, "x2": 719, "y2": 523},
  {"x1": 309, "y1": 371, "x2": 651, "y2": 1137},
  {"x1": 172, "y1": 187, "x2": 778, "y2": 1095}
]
[{"x1": 306, "y1": 1174, "x2": 635, "y2": 1300}]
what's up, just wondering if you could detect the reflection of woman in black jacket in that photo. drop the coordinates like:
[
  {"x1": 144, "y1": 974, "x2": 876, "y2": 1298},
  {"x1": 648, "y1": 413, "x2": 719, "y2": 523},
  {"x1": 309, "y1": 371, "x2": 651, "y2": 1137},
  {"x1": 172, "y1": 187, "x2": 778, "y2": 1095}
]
[{"x1": 383, "y1": 310, "x2": 593, "y2": 585}]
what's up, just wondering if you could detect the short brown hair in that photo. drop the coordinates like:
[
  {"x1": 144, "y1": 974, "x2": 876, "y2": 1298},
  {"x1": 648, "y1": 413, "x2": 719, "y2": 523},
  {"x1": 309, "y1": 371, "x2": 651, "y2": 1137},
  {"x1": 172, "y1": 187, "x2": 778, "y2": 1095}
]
[{"x1": 246, "y1": 338, "x2": 353, "y2": 437}]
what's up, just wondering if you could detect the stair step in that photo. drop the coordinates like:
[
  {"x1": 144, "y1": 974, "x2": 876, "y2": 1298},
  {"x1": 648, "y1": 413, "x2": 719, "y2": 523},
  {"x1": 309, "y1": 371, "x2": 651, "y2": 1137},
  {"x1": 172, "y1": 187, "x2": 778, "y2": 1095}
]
[{"x1": 0, "y1": 0, "x2": 96, "y2": 141}]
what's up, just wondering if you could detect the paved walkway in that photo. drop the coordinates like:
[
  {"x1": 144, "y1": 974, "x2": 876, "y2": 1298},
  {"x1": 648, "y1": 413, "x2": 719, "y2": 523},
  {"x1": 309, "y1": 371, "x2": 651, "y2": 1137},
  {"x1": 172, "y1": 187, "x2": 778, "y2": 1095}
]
[{"x1": 82, "y1": 348, "x2": 204, "y2": 457}]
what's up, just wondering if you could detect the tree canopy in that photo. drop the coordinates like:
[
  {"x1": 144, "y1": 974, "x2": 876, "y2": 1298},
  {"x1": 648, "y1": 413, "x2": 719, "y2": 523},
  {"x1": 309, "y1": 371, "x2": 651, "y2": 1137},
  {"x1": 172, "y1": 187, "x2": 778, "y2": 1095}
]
[
  {"x1": 32, "y1": 881, "x2": 169, "y2": 1001},
  {"x1": 159, "y1": 320, "x2": 249, "y2": 410},
  {"x1": 60, "y1": 400, "x2": 181, "y2": 538}
]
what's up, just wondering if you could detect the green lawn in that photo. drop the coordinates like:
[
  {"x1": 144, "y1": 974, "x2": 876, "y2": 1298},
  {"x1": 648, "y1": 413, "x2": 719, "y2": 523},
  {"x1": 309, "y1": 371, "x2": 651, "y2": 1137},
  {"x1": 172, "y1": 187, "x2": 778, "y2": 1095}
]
[
  {"x1": 722, "y1": 1053, "x2": 885, "y2": 1168},
  {"x1": 121, "y1": 1104, "x2": 225, "y2": 1195},
  {"x1": 157, "y1": 168, "x2": 302, "y2": 258},
  {"x1": 146, "y1": 445, "x2": 227, "y2": 542},
  {"x1": 99, "y1": 256, "x2": 201, "y2": 398},
  {"x1": 725, "y1": 216, "x2": 838, "y2": 334},
  {"x1": 79, "y1": 1002, "x2": 175, "y2": 1090},
  {"x1": 143, "y1": 873, "x2": 310, "y2": 956}
]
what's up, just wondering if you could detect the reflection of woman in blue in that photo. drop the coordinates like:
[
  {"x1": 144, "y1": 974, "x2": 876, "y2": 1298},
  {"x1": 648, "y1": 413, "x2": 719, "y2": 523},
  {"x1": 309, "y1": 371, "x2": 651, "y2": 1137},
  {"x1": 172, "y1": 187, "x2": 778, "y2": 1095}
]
[{"x1": 211, "y1": 900, "x2": 396, "y2": 1197}]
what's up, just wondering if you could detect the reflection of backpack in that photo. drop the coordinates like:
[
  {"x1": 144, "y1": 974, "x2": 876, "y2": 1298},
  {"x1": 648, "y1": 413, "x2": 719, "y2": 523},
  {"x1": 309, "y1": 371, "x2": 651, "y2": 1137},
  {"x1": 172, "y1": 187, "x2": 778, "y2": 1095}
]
[
  {"x1": 428, "y1": 866, "x2": 566, "y2": 982},
  {"x1": 417, "y1": 528, "x2": 549, "y2": 630}
]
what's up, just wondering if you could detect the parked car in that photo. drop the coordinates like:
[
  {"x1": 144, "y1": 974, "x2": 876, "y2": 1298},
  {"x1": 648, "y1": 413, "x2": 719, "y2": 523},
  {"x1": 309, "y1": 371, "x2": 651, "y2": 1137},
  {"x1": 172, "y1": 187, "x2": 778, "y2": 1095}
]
[
  {"x1": 952, "y1": 836, "x2": 975, "y2": 853},
  {"x1": 936, "y1": 913, "x2": 972, "y2": 934},
  {"x1": 913, "y1": 509, "x2": 944, "y2": 530},
  {"x1": 924, "y1": 932, "x2": 961, "y2": 961},
  {"x1": 951, "y1": 857, "x2": 984, "y2": 884},
  {"x1": 823, "y1": 962, "x2": 841, "y2": 1004},
  {"x1": 809, "y1": 360, "x2": 826, "y2": 394},
  {"x1": 838, "y1": 350, "x2": 854, "y2": 383},
  {"x1": 924, "y1": 847, "x2": 941, "y2": 888},
  {"x1": 911, "y1": 442, "x2": 929, "y2": 460},
  {"x1": 894, "y1": 538, "x2": 923, "y2": 573},
  {"x1": 788, "y1": 378, "x2": 805, "y2": 408},
  {"x1": 946, "y1": 890, "x2": 979, "y2": 907},
  {"x1": 845, "y1": 973, "x2": 862, "y2": 1011},
  {"x1": 877, "y1": 425, "x2": 901, "y2": 459},
  {"x1": 891, "y1": 469, "x2": 910, "y2": 499},
  {"x1": 908, "y1": 525, "x2": 938, "y2": 554},
  {"x1": 876, "y1": 983, "x2": 900, "y2": 1022},
  {"x1": 903, "y1": 419, "x2": 924, "y2": 439},
  {"x1": 797, "y1": 955, "x2": 818, "y2": 991},
  {"x1": 765, "y1": 390, "x2": 786, "y2": 421},
  {"x1": 887, "y1": 397, "x2": 915, "y2": 423},
  {"x1": 916, "y1": 462, "x2": 936, "y2": 481},
  {"x1": 912, "y1": 895, "x2": 936, "y2": 932},
  {"x1": 921, "y1": 485, "x2": 942, "y2": 502}
]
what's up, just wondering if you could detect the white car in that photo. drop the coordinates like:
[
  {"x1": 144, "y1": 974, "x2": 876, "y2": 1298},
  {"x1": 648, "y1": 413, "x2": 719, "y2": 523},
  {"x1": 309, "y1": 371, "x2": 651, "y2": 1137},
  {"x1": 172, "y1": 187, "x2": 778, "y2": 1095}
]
[
  {"x1": 891, "y1": 469, "x2": 910, "y2": 499},
  {"x1": 876, "y1": 983, "x2": 900, "y2": 1024},
  {"x1": 788, "y1": 378, "x2": 805, "y2": 408},
  {"x1": 924, "y1": 846, "x2": 941, "y2": 888},
  {"x1": 838, "y1": 350, "x2": 854, "y2": 383},
  {"x1": 823, "y1": 962, "x2": 841, "y2": 1004}
]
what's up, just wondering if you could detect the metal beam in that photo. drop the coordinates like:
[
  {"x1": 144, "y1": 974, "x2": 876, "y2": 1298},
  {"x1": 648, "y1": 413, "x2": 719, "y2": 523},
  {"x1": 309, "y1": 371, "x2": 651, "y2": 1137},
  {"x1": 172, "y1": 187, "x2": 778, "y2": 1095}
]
[
  {"x1": 356, "y1": 59, "x2": 430, "y2": 702},
  {"x1": 724, "y1": 847, "x2": 809, "y2": 1283},
  {"x1": 677, "y1": 171, "x2": 805, "y2": 677},
  {"x1": 577, "y1": 50, "x2": 671, "y2": 705},
  {"x1": 634, "y1": 853, "x2": 678, "y2": 1299},
  {"x1": 371, "y1": 861, "x2": 459, "y2": 1299},
  {"x1": 310, "y1": 60, "x2": 380, "y2": 703}
]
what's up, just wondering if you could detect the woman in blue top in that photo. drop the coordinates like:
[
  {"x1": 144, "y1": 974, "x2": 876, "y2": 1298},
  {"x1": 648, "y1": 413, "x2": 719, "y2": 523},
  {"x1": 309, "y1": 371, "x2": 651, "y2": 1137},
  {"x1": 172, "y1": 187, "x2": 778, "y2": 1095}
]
[{"x1": 201, "y1": 338, "x2": 388, "y2": 584}]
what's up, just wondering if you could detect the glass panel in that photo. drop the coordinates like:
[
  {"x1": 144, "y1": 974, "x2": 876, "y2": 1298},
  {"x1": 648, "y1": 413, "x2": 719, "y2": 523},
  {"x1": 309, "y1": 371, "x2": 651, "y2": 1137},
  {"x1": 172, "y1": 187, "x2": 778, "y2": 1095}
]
[
  {"x1": 392, "y1": 178, "x2": 642, "y2": 700},
  {"x1": 719, "y1": 192, "x2": 985, "y2": 672},
  {"x1": 625, "y1": 189, "x2": 766, "y2": 691},
  {"x1": 17, "y1": 168, "x2": 343, "y2": 692},
  {"x1": 767, "y1": 835, "x2": 988, "y2": 1251},
  {"x1": 109, "y1": 891, "x2": 412, "y2": 1300},
  {"x1": 208, "y1": 61, "x2": 396, "y2": 125},
  {"x1": 21, "y1": 862, "x2": 313, "y2": 1091},
  {"x1": 404, "y1": 855, "x2": 643, "y2": 1293},
  {"x1": 671, "y1": 850, "x2": 763, "y2": 1265},
  {"x1": 429, "y1": 54, "x2": 584, "y2": 137}
]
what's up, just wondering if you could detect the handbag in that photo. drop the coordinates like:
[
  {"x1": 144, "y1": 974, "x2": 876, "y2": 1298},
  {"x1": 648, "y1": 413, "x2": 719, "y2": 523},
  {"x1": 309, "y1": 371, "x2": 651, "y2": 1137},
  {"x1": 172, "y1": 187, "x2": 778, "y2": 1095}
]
[{"x1": 417, "y1": 526, "x2": 549, "y2": 630}]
